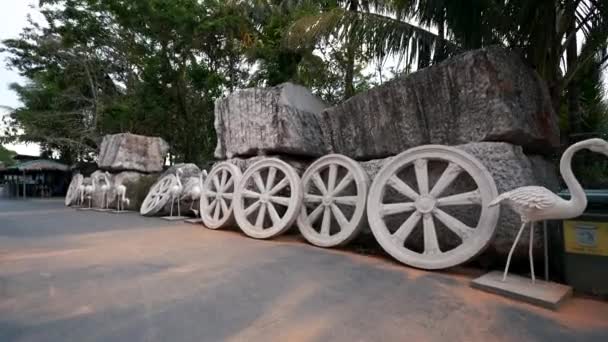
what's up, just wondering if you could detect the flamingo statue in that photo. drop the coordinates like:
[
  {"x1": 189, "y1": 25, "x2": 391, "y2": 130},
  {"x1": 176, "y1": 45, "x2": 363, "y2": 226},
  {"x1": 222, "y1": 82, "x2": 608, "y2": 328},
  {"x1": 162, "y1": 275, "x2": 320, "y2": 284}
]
[
  {"x1": 84, "y1": 181, "x2": 95, "y2": 209},
  {"x1": 114, "y1": 183, "x2": 129, "y2": 211},
  {"x1": 169, "y1": 169, "x2": 184, "y2": 217},
  {"x1": 78, "y1": 182, "x2": 86, "y2": 206},
  {"x1": 100, "y1": 172, "x2": 112, "y2": 209},
  {"x1": 181, "y1": 170, "x2": 207, "y2": 216},
  {"x1": 489, "y1": 138, "x2": 608, "y2": 283}
]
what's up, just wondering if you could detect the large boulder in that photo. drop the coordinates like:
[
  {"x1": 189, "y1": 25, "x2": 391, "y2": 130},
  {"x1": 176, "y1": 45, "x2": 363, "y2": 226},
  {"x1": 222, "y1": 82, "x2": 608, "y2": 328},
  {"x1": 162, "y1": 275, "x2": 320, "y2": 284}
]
[
  {"x1": 223, "y1": 155, "x2": 311, "y2": 175},
  {"x1": 360, "y1": 142, "x2": 559, "y2": 260},
  {"x1": 321, "y1": 47, "x2": 559, "y2": 160},
  {"x1": 97, "y1": 133, "x2": 169, "y2": 173},
  {"x1": 214, "y1": 82, "x2": 328, "y2": 159}
]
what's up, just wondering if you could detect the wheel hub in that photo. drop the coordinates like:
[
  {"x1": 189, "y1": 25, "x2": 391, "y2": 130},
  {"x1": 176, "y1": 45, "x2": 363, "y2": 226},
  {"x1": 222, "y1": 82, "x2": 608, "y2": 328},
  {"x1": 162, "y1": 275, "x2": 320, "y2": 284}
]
[
  {"x1": 415, "y1": 195, "x2": 436, "y2": 214},
  {"x1": 322, "y1": 196, "x2": 332, "y2": 206},
  {"x1": 260, "y1": 193, "x2": 269, "y2": 204}
]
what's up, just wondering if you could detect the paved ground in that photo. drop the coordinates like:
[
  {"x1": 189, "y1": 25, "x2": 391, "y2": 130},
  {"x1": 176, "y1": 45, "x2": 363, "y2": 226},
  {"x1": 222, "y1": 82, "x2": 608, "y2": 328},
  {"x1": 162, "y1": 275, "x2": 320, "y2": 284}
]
[{"x1": 1, "y1": 199, "x2": 608, "y2": 342}]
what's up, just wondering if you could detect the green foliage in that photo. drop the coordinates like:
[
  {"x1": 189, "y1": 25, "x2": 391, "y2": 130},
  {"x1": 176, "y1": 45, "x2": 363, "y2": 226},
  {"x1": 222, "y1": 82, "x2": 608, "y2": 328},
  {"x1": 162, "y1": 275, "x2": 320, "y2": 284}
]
[{"x1": 0, "y1": 145, "x2": 16, "y2": 167}]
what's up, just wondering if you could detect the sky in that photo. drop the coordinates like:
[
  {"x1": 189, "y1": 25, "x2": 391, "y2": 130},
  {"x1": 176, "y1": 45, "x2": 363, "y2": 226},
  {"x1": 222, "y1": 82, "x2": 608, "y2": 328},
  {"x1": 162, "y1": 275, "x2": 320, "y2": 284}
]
[{"x1": 0, "y1": 0, "x2": 41, "y2": 156}]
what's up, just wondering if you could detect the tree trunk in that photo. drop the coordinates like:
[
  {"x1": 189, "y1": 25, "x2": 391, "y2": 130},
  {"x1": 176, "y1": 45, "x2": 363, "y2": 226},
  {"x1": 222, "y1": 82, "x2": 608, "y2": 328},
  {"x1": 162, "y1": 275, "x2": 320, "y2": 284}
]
[
  {"x1": 565, "y1": 2, "x2": 581, "y2": 143},
  {"x1": 344, "y1": 0, "x2": 358, "y2": 99}
]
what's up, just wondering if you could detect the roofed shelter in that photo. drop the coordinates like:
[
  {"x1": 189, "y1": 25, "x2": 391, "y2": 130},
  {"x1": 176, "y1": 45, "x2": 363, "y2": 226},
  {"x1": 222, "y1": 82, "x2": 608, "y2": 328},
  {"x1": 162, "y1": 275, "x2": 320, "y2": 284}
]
[{"x1": 0, "y1": 159, "x2": 70, "y2": 198}]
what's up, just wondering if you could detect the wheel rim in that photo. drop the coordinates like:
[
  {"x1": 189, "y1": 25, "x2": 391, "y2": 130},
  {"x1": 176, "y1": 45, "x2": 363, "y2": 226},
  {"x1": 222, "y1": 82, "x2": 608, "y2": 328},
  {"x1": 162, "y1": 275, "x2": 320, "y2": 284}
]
[
  {"x1": 200, "y1": 162, "x2": 242, "y2": 229},
  {"x1": 367, "y1": 145, "x2": 499, "y2": 270},
  {"x1": 65, "y1": 174, "x2": 84, "y2": 206},
  {"x1": 234, "y1": 158, "x2": 303, "y2": 239},
  {"x1": 297, "y1": 154, "x2": 368, "y2": 247},
  {"x1": 140, "y1": 174, "x2": 177, "y2": 215}
]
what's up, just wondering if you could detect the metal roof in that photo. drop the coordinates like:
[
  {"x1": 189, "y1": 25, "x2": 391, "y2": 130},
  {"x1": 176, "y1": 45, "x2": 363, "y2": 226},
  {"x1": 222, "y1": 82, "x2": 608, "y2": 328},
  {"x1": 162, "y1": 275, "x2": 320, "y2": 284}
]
[{"x1": 9, "y1": 159, "x2": 69, "y2": 172}]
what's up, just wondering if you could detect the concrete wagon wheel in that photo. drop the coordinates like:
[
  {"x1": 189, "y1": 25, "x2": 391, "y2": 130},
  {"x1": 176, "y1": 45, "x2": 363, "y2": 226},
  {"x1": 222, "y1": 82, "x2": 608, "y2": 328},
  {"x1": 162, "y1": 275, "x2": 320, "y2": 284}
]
[
  {"x1": 297, "y1": 154, "x2": 369, "y2": 247},
  {"x1": 140, "y1": 174, "x2": 177, "y2": 216},
  {"x1": 200, "y1": 162, "x2": 242, "y2": 229},
  {"x1": 234, "y1": 158, "x2": 303, "y2": 239},
  {"x1": 65, "y1": 174, "x2": 84, "y2": 206},
  {"x1": 367, "y1": 145, "x2": 499, "y2": 270}
]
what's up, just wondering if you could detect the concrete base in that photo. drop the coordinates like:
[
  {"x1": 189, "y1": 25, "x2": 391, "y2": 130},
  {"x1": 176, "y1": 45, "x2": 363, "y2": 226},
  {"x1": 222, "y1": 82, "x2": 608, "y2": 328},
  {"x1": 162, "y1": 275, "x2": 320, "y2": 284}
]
[
  {"x1": 185, "y1": 218, "x2": 203, "y2": 224},
  {"x1": 93, "y1": 208, "x2": 113, "y2": 212},
  {"x1": 471, "y1": 271, "x2": 572, "y2": 310},
  {"x1": 76, "y1": 207, "x2": 94, "y2": 211},
  {"x1": 111, "y1": 210, "x2": 136, "y2": 214},
  {"x1": 161, "y1": 216, "x2": 188, "y2": 221}
]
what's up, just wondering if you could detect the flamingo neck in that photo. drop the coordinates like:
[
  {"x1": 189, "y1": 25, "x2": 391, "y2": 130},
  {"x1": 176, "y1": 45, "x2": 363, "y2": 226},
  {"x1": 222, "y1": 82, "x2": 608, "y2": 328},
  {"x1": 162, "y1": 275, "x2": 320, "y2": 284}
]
[{"x1": 560, "y1": 142, "x2": 587, "y2": 213}]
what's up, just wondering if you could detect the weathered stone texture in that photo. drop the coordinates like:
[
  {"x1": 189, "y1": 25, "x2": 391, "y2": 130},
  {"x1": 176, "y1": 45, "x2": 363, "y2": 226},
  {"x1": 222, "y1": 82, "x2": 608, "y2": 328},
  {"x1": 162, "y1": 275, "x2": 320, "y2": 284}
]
[
  {"x1": 98, "y1": 133, "x2": 169, "y2": 173},
  {"x1": 360, "y1": 142, "x2": 559, "y2": 258},
  {"x1": 214, "y1": 82, "x2": 328, "y2": 159},
  {"x1": 321, "y1": 47, "x2": 559, "y2": 160}
]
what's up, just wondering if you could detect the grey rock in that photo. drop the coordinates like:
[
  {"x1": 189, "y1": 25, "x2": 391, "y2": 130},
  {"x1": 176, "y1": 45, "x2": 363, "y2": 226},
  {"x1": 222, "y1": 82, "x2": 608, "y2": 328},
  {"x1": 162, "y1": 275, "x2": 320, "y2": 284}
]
[
  {"x1": 223, "y1": 156, "x2": 311, "y2": 175},
  {"x1": 214, "y1": 82, "x2": 329, "y2": 159},
  {"x1": 321, "y1": 46, "x2": 559, "y2": 160},
  {"x1": 97, "y1": 133, "x2": 169, "y2": 173},
  {"x1": 360, "y1": 142, "x2": 559, "y2": 259}
]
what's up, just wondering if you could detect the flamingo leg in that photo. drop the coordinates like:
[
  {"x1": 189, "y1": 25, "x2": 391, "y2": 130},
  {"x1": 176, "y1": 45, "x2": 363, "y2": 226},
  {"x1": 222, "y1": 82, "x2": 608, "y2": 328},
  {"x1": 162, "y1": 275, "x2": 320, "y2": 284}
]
[
  {"x1": 503, "y1": 221, "x2": 528, "y2": 282},
  {"x1": 170, "y1": 196, "x2": 174, "y2": 217},
  {"x1": 530, "y1": 222, "x2": 536, "y2": 284},
  {"x1": 177, "y1": 199, "x2": 181, "y2": 217}
]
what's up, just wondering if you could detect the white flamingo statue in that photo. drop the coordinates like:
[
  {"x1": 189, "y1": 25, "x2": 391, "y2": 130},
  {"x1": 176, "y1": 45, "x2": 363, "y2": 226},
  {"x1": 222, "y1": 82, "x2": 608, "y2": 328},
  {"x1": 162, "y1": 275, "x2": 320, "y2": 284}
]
[
  {"x1": 169, "y1": 169, "x2": 184, "y2": 217},
  {"x1": 489, "y1": 138, "x2": 608, "y2": 283},
  {"x1": 114, "y1": 183, "x2": 129, "y2": 211},
  {"x1": 78, "y1": 182, "x2": 86, "y2": 206},
  {"x1": 181, "y1": 170, "x2": 207, "y2": 216},
  {"x1": 100, "y1": 172, "x2": 112, "y2": 209},
  {"x1": 84, "y1": 181, "x2": 95, "y2": 208}
]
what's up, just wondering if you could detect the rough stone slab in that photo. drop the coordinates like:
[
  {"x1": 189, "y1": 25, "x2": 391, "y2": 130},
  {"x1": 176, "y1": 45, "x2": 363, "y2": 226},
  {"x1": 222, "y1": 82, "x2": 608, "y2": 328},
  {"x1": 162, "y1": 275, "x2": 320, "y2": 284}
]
[
  {"x1": 214, "y1": 82, "x2": 328, "y2": 159},
  {"x1": 360, "y1": 142, "x2": 559, "y2": 259},
  {"x1": 98, "y1": 133, "x2": 169, "y2": 173},
  {"x1": 471, "y1": 271, "x2": 572, "y2": 310},
  {"x1": 320, "y1": 47, "x2": 559, "y2": 160},
  {"x1": 223, "y1": 155, "x2": 311, "y2": 175}
]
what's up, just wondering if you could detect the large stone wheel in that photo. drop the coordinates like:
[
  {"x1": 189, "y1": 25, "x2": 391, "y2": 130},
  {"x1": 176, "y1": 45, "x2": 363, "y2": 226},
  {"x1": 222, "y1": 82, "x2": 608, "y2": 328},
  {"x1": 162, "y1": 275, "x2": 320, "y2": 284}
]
[
  {"x1": 234, "y1": 158, "x2": 303, "y2": 239},
  {"x1": 140, "y1": 174, "x2": 178, "y2": 215},
  {"x1": 65, "y1": 174, "x2": 84, "y2": 206},
  {"x1": 367, "y1": 145, "x2": 499, "y2": 270},
  {"x1": 200, "y1": 162, "x2": 242, "y2": 229},
  {"x1": 297, "y1": 154, "x2": 369, "y2": 247}
]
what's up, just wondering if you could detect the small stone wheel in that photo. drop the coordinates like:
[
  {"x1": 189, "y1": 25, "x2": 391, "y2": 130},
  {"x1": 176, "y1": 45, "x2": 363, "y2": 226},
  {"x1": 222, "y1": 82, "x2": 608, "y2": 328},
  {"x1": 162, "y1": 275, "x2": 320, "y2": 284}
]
[
  {"x1": 297, "y1": 154, "x2": 369, "y2": 247},
  {"x1": 200, "y1": 162, "x2": 242, "y2": 229},
  {"x1": 140, "y1": 174, "x2": 178, "y2": 215},
  {"x1": 65, "y1": 174, "x2": 84, "y2": 206},
  {"x1": 367, "y1": 145, "x2": 499, "y2": 270},
  {"x1": 234, "y1": 158, "x2": 303, "y2": 239}
]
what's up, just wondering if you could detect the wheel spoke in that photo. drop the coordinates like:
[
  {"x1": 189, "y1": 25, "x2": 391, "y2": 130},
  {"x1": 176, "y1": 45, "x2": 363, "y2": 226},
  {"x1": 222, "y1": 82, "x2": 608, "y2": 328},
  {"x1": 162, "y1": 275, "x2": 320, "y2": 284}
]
[
  {"x1": 433, "y1": 208, "x2": 474, "y2": 240},
  {"x1": 244, "y1": 200, "x2": 261, "y2": 216},
  {"x1": 255, "y1": 203, "x2": 267, "y2": 228},
  {"x1": 388, "y1": 175, "x2": 419, "y2": 200},
  {"x1": 436, "y1": 190, "x2": 481, "y2": 207},
  {"x1": 213, "y1": 200, "x2": 221, "y2": 220},
  {"x1": 312, "y1": 173, "x2": 328, "y2": 195},
  {"x1": 381, "y1": 202, "x2": 416, "y2": 216},
  {"x1": 429, "y1": 162, "x2": 462, "y2": 197},
  {"x1": 332, "y1": 172, "x2": 353, "y2": 196},
  {"x1": 267, "y1": 203, "x2": 282, "y2": 225},
  {"x1": 327, "y1": 164, "x2": 338, "y2": 193},
  {"x1": 207, "y1": 199, "x2": 217, "y2": 214},
  {"x1": 220, "y1": 198, "x2": 229, "y2": 216},
  {"x1": 212, "y1": 175, "x2": 222, "y2": 192},
  {"x1": 330, "y1": 204, "x2": 349, "y2": 229},
  {"x1": 205, "y1": 190, "x2": 217, "y2": 198},
  {"x1": 266, "y1": 167, "x2": 277, "y2": 191},
  {"x1": 253, "y1": 171, "x2": 266, "y2": 192},
  {"x1": 270, "y1": 196, "x2": 290, "y2": 206},
  {"x1": 333, "y1": 196, "x2": 358, "y2": 206},
  {"x1": 242, "y1": 190, "x2": 261, "y2": 198},
  {"x1": 304, "y1": 195, "x2": 323, "y2": 203},
  {"x1": 220, "y1": 169, "x2": 227, "y2": 188},
  {"x1": 414, "y1": 158, "x2": 429, "y2": 195},
  {"x1": 221, "y1": 193, "x2": 233, "y2": 200},
  {"x1": 269, "y1": 178, "x2": 289, "y2": 195},
  {"x1": 307, "y1": 204, "x2": 324, "y2": 224},
  {"x1": 321, "y1": 207, "x2": 331, "y2": 236},
  {"x1": 392, "y1": 211, "x2": 421, "y2": 244},
  {"x1": 222, "y1": 177, "x2": 234, "y2": 192},
  {"x1": 423, "y1": 214, "x2": 441, "y2": 255}
]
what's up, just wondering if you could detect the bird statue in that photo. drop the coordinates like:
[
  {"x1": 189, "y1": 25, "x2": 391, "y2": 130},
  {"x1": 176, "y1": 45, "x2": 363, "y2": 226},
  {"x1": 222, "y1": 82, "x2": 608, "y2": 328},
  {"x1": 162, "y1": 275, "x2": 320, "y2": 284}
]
[
  {"x1": 489, "y1": 138, "x2": 608, "y2": 283},
  {"x1": 114, "y1": 183, "x2": 128, "y2": 212},
  {"x1": 100, "y1": 172, "x2": 112, "y2": 209},
  {"x1": 181, "y1": 170, "x2": 206, "y2": 216},
  {"x1": 78, "y1": 182, "x2": 86, "y2": 206},
  {"x1": 84, "y1": 180, "x2": 95, "y2": 209},
  {"x1": 169, "y1": 169, "x2": 184, "y2": 217}
]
